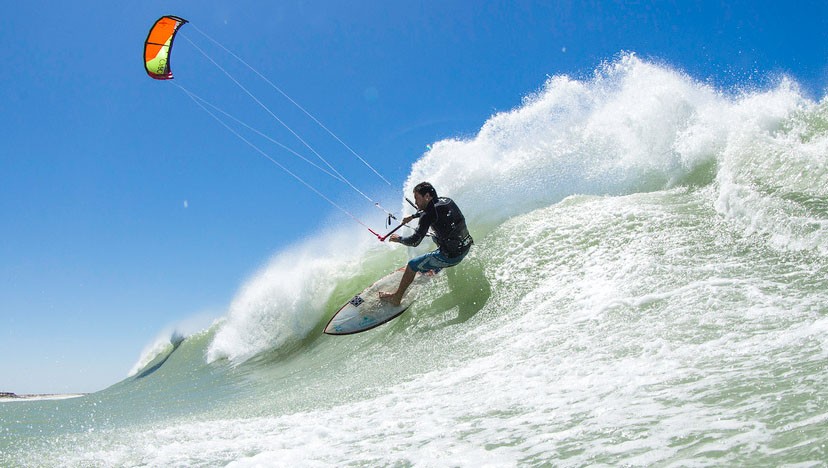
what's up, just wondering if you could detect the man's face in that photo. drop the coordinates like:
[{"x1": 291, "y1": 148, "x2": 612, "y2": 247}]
[{"x1": 413, "y1": 191, "x2": 431, "y2": 210}]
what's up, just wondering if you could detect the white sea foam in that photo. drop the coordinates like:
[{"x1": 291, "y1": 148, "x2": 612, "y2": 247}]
[
  {"x1": 0, "y1": 394, "x2": 85, "y2": 403},
  {"x1": 206, "y1": 225, "x2": 386, "y2": 363},
  {"x1": 406, "y1": 54, "x2": 726, "y2": 229},
  {"x1": 714, "y1": 80, "x2": 828, "y2": 253}
]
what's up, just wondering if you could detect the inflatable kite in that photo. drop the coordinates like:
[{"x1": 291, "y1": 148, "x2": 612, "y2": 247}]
[{"x1": 144, "y1": 15, "x2": 188, "y2": 80}]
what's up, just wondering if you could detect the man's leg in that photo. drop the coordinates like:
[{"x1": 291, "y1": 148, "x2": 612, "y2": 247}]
[{"x1": 379, "y1": 265, "x2": 416, "y2": 306}]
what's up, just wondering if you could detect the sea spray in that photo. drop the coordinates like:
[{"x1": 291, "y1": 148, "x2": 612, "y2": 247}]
[
  {"x1": 714, "y1": 79, "x2": 828, "y2": 254},
  {"x1": 406, "y1": 54, "x2": 726, "y2": 231},
  {"x1": 206, "y1": 226, "x2": 395, "y2": 363}
]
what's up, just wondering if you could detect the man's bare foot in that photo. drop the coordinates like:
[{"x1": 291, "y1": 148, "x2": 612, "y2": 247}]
[{"x1": 378, "y1": 291, "x2": 402, "y2": 306}]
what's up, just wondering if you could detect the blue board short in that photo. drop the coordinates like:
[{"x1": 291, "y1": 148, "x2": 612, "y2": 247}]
[{"x1": 407, "y1": 249, "x2": 469, "y2": 274}]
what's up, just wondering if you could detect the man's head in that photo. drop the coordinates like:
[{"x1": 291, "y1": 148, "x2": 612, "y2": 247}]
[{"x1": 413, "y1": 182, "x2": 438, "y2": 210}]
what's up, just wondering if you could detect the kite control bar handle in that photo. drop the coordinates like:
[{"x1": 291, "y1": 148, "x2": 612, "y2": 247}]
[
  {"x1": 369, "y1": 222, "x2": 407, "y2": 242},
  {"x1": 368, "y1": 197, "x2": 422, "y2": 242}
]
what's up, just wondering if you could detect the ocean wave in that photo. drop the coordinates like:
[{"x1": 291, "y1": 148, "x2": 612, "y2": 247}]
[{"x1": 204, "y1": 53, "x2": 827, "y2": 364}]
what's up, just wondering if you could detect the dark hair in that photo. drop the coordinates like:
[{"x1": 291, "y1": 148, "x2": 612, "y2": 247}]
[{"x1": 414, "y1": 182, "x2": 438, "y2": 199}]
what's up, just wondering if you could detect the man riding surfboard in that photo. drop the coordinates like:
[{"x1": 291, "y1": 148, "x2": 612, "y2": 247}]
[{"x1": 379, "y1": 182, "x2": 473, "y2": 306}]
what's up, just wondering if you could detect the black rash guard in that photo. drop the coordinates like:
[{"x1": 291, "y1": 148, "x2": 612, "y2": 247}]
[{"x1": 398, "y1": 197, "x2": 473, "y2": 258}]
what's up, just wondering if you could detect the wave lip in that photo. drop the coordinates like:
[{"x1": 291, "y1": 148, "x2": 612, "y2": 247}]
[
  {"x1": 207, "y1": 230, "x2": 376, "y2": 364},
  {"x1": 404, "y1": 53, "x2": 732, "y2": 233}
]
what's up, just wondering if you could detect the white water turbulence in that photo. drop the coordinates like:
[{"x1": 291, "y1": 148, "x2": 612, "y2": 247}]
[
  {"x1": 206, "y1": 227, "x2": 386, "y2": 363},
  {"x1": 3, "y1": 53, "x2": 828, "y2": 466},
  {"x1": 410, "y1": 54, "x2": 727, "y2": 229}
]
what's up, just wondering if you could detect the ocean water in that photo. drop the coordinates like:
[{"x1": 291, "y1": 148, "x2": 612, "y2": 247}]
[{"x1": 3, "y1": 53, "x2": 828, "y2": 466}]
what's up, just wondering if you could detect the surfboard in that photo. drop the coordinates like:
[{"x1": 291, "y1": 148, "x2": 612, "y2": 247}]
[{"x1": 324, "y1": 268, "x2": 433, "y2": 335}]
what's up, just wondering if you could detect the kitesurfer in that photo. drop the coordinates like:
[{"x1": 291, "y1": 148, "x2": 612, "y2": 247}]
[{"x1": 379, "y1": 182, "x2": 473, "y2": 306}]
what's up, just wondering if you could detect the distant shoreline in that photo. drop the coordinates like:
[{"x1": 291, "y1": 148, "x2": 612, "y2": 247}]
[{"x1": 0, "y1": 392, "x2": 86, "y2": 401}]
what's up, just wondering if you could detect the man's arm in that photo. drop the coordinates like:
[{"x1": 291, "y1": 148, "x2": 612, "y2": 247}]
[{"x1": 390, "y1": 211, "x2": 432, "y2": 247}]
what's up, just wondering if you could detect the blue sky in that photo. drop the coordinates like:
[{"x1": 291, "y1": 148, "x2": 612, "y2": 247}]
[{"x1": 2, "y1": 1, "x2": 827, "y2": 394}]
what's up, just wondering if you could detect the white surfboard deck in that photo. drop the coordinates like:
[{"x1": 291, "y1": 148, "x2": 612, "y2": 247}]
[{"x1": 324, "y1": 268, "x2": 434, "y2": 335}]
